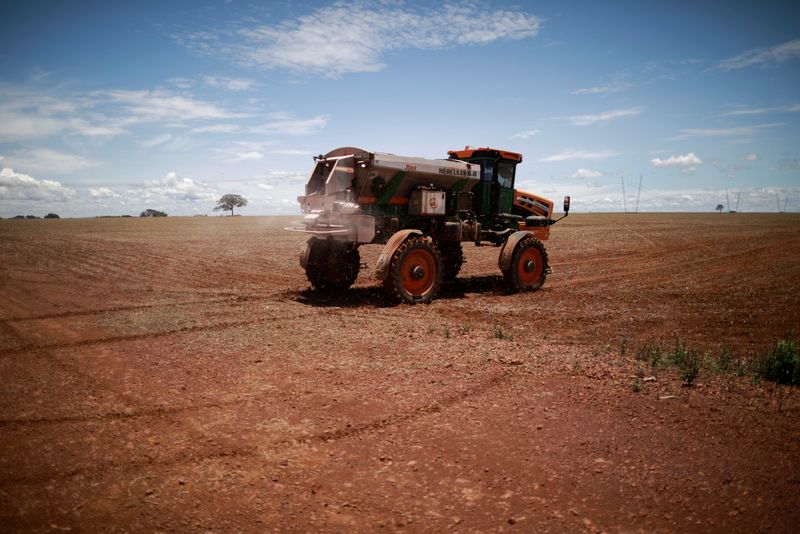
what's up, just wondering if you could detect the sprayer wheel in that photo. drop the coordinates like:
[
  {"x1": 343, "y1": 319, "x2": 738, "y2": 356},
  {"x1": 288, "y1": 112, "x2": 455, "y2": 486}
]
[
  {"x1": 383, "y1": 236, "x2": 442, "y2": 304},
  {"x1": 503, "y1": 237, "x2": 548, "y2": 292},
  {"x1": 305, "y1": 239, "x2": 360, "y2": 291}
]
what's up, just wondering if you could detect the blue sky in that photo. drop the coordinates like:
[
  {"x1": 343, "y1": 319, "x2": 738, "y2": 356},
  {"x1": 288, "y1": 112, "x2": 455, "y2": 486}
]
[{"x1": 1, "y1": 0, "x2": 798, "y2": 216}]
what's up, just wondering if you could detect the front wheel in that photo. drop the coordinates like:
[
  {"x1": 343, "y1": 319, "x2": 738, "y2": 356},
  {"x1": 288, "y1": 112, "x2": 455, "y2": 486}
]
[
  {"x1": 304, "y1": 239, "x2": 360, "y2": 291},
  {"x1": 383, "y1": 236, "x2": 442, "y2": 304},
  {"x1": 503, "y1": 237, "x2": 548, "y2": 292}
]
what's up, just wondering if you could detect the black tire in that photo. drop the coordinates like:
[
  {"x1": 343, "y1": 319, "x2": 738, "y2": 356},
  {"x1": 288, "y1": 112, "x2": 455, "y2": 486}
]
[
  {"x1": 503, "y1": 237, "x2": 548, "y2": 292},
  {"x1": 383, "y1": 236, "x2": 442, "y2": 304},
  {"x1": 438, "y1": 241, "x2": 464, "y2": 280},
  {"x1": 305, "y1": 238, "x2": 360, "y2": 291}
]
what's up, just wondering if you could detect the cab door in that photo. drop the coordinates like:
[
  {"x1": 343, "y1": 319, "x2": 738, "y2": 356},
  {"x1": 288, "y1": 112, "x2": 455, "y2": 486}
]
[{"x1": 496, "y1": 159, "x2": 517, "y2": 214}]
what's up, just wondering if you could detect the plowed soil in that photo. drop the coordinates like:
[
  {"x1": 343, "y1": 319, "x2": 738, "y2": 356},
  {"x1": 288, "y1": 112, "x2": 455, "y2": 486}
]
[{"x1": 1, "y1": 213, "x2": 799, "y2": 533}]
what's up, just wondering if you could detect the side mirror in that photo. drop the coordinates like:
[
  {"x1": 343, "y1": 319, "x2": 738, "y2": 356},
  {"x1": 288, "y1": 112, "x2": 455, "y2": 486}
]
[{"x1": 563, "y1": 195, "x2": 571, "y2": 213}]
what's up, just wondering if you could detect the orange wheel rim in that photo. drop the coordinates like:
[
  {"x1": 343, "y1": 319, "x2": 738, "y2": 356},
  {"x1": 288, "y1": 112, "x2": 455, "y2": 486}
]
[
  {"x1": 401, "y1": 249, "x2": 436, "y2": 296},
  {"x1": 517, "y1": 246, "x2": 543, "y2": 285}
]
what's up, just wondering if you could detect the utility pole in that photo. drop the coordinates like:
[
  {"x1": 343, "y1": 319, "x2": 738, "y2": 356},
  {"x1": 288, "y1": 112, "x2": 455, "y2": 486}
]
[
  {"x1": 635, "y1": 174, "x2": 643, "y2": 214},
  {"x1": 621, "y1": 176, "x2": 628, "y2": 213},
  {"x1": 726, "y1": 186, "x2": 730, "y2": 212}
]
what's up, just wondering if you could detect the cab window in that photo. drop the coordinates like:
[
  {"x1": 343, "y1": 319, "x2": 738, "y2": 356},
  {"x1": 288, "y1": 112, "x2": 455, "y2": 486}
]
[
  {"x1": 497, "y1": 161, "x2": 515, "y2": 188},
  {"x1": 481, "y1": 162, "x2": 494, "y2": 182}
]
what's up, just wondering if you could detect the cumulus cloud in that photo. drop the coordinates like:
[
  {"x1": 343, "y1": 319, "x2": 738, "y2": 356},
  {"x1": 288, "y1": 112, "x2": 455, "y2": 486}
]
[
  {"x1": 540, "y1": 149, "x2": 621, "y2": 162},
  {"x1": 135, "y1": 172, "x2": 217, "y2": 202},
  {"x1": 0, "y1": 166, "x2": 76, "y2": 201},
  {"x1": 651, "y1": 153, "x2": 703, "y2": 173},
  {"x1": 713, "y1": 38, "x2": 800, "y2": 71},
  {"x1": 571, "y1": 168, "x2": 602, "y2": 179},
  {"x1": 567, "y1": 107, "x2": 642, "y2": 126},
  {"x1": 177, "y1": 2, "x2": 541, "y2": 76},
  {"x1": 742, "y1": 153, "x2": 758, "y2": 161},
  {"x1": 88, "y1": 187, "x2": 120, "y2": 199}
]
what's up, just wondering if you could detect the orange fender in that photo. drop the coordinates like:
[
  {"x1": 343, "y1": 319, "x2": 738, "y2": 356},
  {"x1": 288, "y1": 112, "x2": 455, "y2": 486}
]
[
  {"x1": 498, "y1": 231, "x2": 535, "y2": 273},
  {"x1": 375, "y1": 229, "x2": 423, "y2": 281}
]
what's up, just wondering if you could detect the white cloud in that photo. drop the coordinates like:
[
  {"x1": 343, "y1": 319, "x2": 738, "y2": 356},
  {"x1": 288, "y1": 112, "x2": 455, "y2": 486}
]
[
  {"x1": 178, "y1": 2, "x2": 541, "y2": 77},
  {"x1": 250, "y1": 115, "x2": 329, "y2": 136},
  {"x1": 261, "y1": 170, "x2": 307, "y2": 184},
  {"x1": 510, "y1": 129, "x2": 540, "y2": 140},
  {"x1": 139, "y1": 133, "x2": 192, "y2": 151},
  {"x1": 168, "y1": 77, "x2": 194, "y2": 89},
  {"x1": 136, "y1": 172, "x2": 217, "y2": 202},
  {"x1": 234, "y1": 151, "x2": 265, "y2": 161},
  {"x1": 5, "y1": 148, "x2": 100, "y2": 174},
  {"x1": 571, "y1": 168, "x2": 602, "y2": 179},
  {"x1": 191, "y1": 124, "x2": 240, "y2": 134},
  {"x1": 0, "y1": 85, "x2": 247, "y2": 142},
  {"x1": 141, "y1": 134, "x2": 175, "y2": 148},
  {"x1": 567, "y1": 107, "x2": 642, "y2": 126},
  {"x1": 202, "y1": 76, "x2": 256, "y2": 91},
  {"x1": 742, "y1": 154, "x2": 758, "y2": 161},
  {"x1": 651, "y1": 152, "x2": 703, "y2": 169},
  {"x1": 0, "y1": 110, "x2": 68, "y2": 140},
  {"x1": 713, "y1": 38, "x2": 800, "y2": 71},
  {"x1": 571, "y1": 79, "x2": 632, "y2": 95},
  {"x1": 88, "y1": 187, "x2": 120, "y2": 199},
  {"x1": 670, "y1": 122, "x2": 784, "y2": 140},
  {"x1": 0, "y1": 166, "x2": 76, "y2": 201},
  {"x1": 540, "y1": 149, "x2": 621, "y2": 162},
  {"x1": 94, "y1": 89, "x2": 245, "y2": 123},
  {"x1": 721, "y1": 104, "x2": 800, "y2": 116},
  {"x1": 257, "y1": 183, "x2": 275, "y2": 191},
  {"x1": 269, "y1": 148, "x2": 313, "y2": 156}
]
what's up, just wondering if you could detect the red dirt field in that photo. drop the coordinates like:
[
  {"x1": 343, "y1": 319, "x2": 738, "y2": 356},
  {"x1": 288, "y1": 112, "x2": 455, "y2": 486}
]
[{"x1": 1, "y1": 213, "x2": 799, "y2": 533}]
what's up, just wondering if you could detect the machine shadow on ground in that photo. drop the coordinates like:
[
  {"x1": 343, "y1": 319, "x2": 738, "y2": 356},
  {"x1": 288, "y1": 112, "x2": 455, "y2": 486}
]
[{"x1": 293, "y1": 275, "x2": 510, "y2": 308}]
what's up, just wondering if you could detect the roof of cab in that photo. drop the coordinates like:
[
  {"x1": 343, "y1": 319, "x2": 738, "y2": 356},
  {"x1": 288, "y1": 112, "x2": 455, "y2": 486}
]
[{"x1": 447, "y1": 146, "x2": 523, "y2": 163}]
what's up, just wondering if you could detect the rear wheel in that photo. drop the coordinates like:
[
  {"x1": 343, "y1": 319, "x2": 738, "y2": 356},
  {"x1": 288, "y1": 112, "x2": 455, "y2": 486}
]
[
  {"x1": 438, "y1": 241, "x2": 464, "y2": 280},
  {"x1": 503, "y1": 237, "x2": 548, "y2": 292},
  {"x1": 383, "y1": 236, "x2": 442, "y2": 304},
  {"x1": 305, "y1": 238, "x2": 360, "y2": 291}
]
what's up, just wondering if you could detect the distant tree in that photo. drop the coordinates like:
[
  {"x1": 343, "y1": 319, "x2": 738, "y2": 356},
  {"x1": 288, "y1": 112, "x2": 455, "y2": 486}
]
[
  {"x1": 13, "y1": 215, "x2": 24, "y2": 219},
  {"x1": 715, "y1": 204, "x2": 724, "y2": 213},
  {"x1": 44, "y1": 213, "x2": 60, "y2": 219},
  {"x1": 214, "y1": 194, "x2": 248, "y2": 216},
  {"x1": 140, "y1": 209, "x2": 168, "y2": 217},
  {"x1": 25, "y1": 215, "x2": 40, "y2": 219}
]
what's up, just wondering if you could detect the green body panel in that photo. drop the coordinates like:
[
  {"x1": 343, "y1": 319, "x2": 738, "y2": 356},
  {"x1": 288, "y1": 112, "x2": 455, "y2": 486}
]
[
  {"x1": 376, "y1": 170, "x2": 406, "y2": 205},
  {"x1": 473, "y1": 182, "x2": 493, "y2": 215},
  {"x1": 498, "y1": 186, "x2": 514, "y2": 213}
]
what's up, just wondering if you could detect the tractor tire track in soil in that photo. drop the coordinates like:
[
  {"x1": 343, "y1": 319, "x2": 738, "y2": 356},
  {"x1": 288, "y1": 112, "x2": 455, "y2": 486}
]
[{"x1": 0, "y1": 369, "x2": 516, "y2": 486}]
